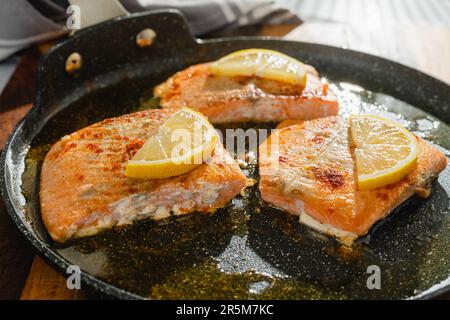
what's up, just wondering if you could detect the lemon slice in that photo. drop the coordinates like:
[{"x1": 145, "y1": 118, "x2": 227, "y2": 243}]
[
  {"x1": 210, "y1": 48, "x2": 307, "y2": 87},
  {"x1": 349, "y1": 115, "x2": 419, "y2": 190},
  {"x1": 125, "y1": 108, "x2": 217, "y2": 179}
]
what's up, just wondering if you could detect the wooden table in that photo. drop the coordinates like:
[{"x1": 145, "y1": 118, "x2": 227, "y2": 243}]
[{"x1": 0, "y1": 22, "x2": 449, "y2": 300}]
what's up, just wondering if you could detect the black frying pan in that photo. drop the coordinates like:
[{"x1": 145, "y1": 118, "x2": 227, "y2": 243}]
[{"x1": 1, "y1": 10, "x2": 449, "y2": 300}]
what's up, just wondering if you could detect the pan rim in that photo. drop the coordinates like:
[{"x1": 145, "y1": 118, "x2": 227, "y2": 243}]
[{"x1": 1, "y1": 11, "x2": 449, "y2": 300}]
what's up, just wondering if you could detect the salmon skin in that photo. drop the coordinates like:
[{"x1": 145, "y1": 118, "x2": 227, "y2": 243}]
[
  {"x1": 259, "y1": 116, "x2": 448, "y2": 245},
  {"x1": 154, "y1": 63, "x2": 338, "y2": 124},
  {"x1": 40, "y1": 109, "x2": 246, "y2": 243}
]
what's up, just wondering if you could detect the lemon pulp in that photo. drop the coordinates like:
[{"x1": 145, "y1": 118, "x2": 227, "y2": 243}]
[
  {"x1": 210, "y1": 48, "x2": 307, "y2": 87},
  {"x1": 349, "y1": 114, "x2": 419, "y2": 190},
  {"x1": 125, "y1": 108, "x2": 217, "y2": 179}
]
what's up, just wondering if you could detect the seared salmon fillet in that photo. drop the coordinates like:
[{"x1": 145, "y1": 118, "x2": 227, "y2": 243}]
[
  {"x1": 40, "y1": 109, "x2": 246, "y2": 242},
  {"x1": 154, "y1": 63, "x2": 338, "y2": 123},
  {"x1": 259, "y1": 116, "x2": 447, "y2": 245}
]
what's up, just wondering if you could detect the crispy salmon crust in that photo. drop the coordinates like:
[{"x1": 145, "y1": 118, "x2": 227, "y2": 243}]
[
  {"x1": 154, "y1": 63, "x2": 338, "y2": 123},
  {"x1": 259, "y1": 116, "x2": 447, "y2": 244},
  {"x1": 40, "y1": 109, "x2": 246, "y2": 243}
]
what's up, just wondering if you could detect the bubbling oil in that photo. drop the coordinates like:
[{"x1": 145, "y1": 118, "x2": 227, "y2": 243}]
[{"x1": 22, "y1": 82, "x2": 450, "y2": 299}]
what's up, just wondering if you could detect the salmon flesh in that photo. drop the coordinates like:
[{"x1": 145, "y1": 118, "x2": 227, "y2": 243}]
[
  {"x1": 40, "y1": 109, "x2": 246, "y2": 242},
  {"x1": 154, "y1": 63, "x2": 338, "y2": 123},
  {"x1": 259, "y1": 116, "x2": 448, "y2": 245}
]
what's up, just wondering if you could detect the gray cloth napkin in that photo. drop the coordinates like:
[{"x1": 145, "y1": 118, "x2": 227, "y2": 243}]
[{"x1": 0, "y1": 0, "x2": 298, "y2": 61}]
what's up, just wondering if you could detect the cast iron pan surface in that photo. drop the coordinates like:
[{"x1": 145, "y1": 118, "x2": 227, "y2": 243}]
[{"x1": 1, "y1": 11, "x2": 449, "y2": 299}]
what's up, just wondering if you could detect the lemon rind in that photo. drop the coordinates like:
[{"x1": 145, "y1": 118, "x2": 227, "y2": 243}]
[
  {"x1": 350, "y1": 114, "x2": 419, "y2": 190},
  {"x1": 210, "y1": 48, "x2": 307, "y2": 86},
  {"x1": 125, "y1": 108, "x2": 217, "y2": 179}
]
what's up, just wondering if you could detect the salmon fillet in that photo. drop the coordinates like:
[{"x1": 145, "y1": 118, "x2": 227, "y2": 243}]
[
  {"x1": 259, "y1": 116, "x2": 448, "y2": 245},
  {"x1": 154, "y1": 63, "x2": 338, "y2": 123},
  {"x1": 40, "y1": 109, "x2": 246, "y2": 243}
]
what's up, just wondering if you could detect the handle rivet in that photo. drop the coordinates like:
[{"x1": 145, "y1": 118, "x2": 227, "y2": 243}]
[
  {"x1": 66, "y1": 52, "x2": 82, "y2": 74},
  {"x1": 136, "y1": 28, "x2": 156, "y2": 47}
]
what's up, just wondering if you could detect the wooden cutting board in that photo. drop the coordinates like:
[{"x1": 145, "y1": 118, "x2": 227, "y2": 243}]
[{"x1": 285, "y1": 22, "x2": 450, "y2": 84}]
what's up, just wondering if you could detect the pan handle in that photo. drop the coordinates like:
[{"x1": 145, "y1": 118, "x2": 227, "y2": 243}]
[
  {"x1": 68, "y1": 0, "x2": 129, "y2": 29},
  {"x1": 35, "y1": 10, "x2": 199, "y2": 113}
]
